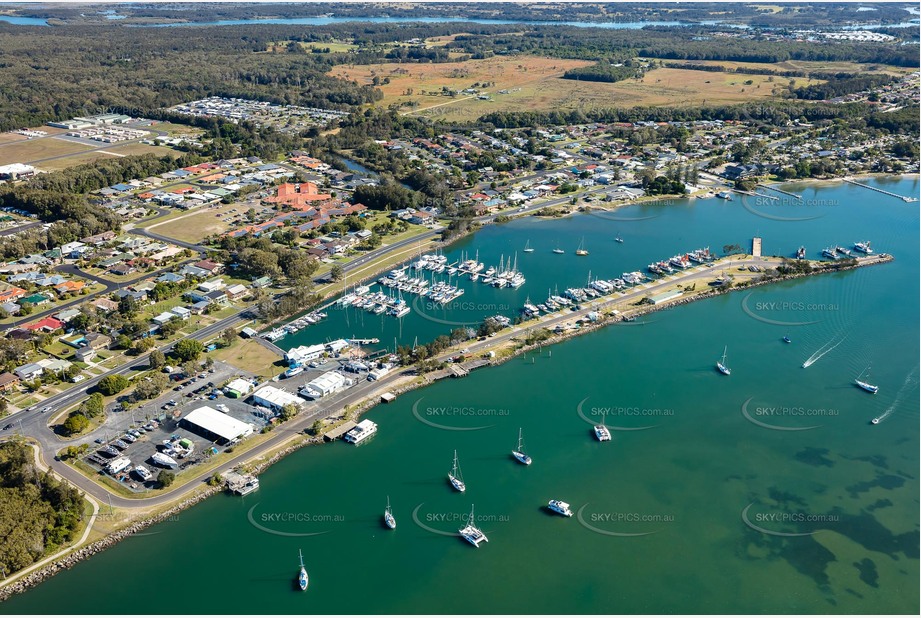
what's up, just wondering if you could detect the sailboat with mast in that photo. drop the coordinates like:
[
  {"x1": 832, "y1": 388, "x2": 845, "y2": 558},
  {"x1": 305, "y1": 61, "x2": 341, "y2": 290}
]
[
  {"x1": 384, "y1": 496, "x2": 396, "y2": 529},
  {"x1": 575, "y1": 237, "x2": 589, "y2": 256},
  {"x1": 552, "y1": 241, "x2": 564, "y2": 254},
  {"x1": 458, "y1": 504, "x2": 488, "y2": 548},
  {"x1": 512, "y1": 428, "x2": 532, "y2": 465},
  {"x1": 716, "y1": 346, "x2": 731, "y2": 376},
  {"x1": 296, "y1": 549, "x2": 309, "y2": 591},
  {"x1": 855, "y1": 365, "x2": 879, "y2": 394},
  {"x1": 523, "y1": 240, "x2": 534, "y2": 253},
  {"x1": 448, "y1": 450, "x2": 466, "y2": 492}
]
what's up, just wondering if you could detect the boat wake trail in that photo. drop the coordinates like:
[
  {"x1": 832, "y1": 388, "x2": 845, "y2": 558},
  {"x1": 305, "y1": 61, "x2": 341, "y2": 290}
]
[
  {"x1": 874, "y1": 366, "x2": 918, "y2": 424},
  {"x1": 801, "y1": 334, "x2": 846, "y2": 368}
]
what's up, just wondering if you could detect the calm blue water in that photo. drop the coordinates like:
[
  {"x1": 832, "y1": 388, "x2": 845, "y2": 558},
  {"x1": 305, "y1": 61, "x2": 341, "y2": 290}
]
[
  {"x1": 3, "y1": 176, "x2": 917, "y2": 614},
  {"x1": 0, "y1": 15, "x2": 48, "y2": 26},
  {"x1": 280, "y1": 176, "x2": 921, "y2": 355}
]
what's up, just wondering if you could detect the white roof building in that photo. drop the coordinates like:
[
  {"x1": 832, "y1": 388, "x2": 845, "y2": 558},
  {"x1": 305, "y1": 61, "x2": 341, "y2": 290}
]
[
  {"x1": 252, "y1": 385, "x2": 305, "y2": 412},
  {"x1": 286, "y1": 344, "x2": 326, "y2": 366},
  {"x1": 181, "y1": 406, "x2": 254, "y2": 444},
  {"x1": 224, "y1": 378, "x2": 254, "y2": 397},
  {"x1": 298, "y1": 371, "x2": 351, "y2": 400}
]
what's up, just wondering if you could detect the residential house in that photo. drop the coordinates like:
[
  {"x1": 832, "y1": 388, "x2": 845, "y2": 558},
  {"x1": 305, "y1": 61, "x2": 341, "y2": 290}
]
[
  {"x1": 20, "y1": 293, "x2": 51, "y2": 307},
  {"x1": 74, "y1": 346, "x2": 96, "y2": 362},
  {"x1": 83, "y1": 332, "x2": 112, "y2": 350},
  {"x1": 0, "y1": 372, "x2": 20, "y2": 392},
  {"x1": 91, "y1": 298, "x2": 119, "y2": 313},
  {"x1": 224, "y1": 284, "x2": 248, "y2": 301},
  {"x1": 14, "y1": 363, "x2": 44, "y2": 381},
  {"x1": 192, "y1": 259, "x2": 223, "y2": 276},
  {"x1": 54, "y1": 308, "x2": 82, "y2": 324},
  {"x1": 0, "y1": 286, "x2": 27, "y2": 304},
  {"x1": 55, "y1": 280, "x2": 85, "y2": 296},
  {"x1": 25, "y1": 316, "x2": 64, "y2": 332}
]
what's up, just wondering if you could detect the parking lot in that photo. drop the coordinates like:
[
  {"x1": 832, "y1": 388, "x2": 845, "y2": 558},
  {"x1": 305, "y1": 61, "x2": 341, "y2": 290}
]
[
  {"x1": 79, "y1": 352, "x2": 391, "y2": 492},
  {"x1": 82, "y1": 360, "x2": 266, "y2": 492}
]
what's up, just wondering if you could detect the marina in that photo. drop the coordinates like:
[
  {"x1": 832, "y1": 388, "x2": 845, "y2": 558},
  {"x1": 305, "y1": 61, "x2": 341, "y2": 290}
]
[{"x1": 4, "y1": 176, "x2": 917, "y2": 615}]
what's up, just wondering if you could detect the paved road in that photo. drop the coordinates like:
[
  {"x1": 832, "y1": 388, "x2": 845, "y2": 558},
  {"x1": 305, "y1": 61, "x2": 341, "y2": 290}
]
[
  {"x1": 4, "y1": 256, "x2": 768, "y2": 508},
  {"x1": 0, "y1": 220, "x2": 42, "y2": 237}
]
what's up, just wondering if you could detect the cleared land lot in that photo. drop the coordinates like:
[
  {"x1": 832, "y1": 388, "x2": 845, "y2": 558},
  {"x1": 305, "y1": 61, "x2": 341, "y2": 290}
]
[
  {"x1": 332, "y1": 56, "x2": 825, "y2": 121},
  {"x1": 0, "y1": 136, "x2": 95, "y2": 166},
  {"x1": 330, "y1": 55, "x2": 595, "y2": 119},
  {"x1": 148, "y1": 203, "x2": 245, "y2": 244}
]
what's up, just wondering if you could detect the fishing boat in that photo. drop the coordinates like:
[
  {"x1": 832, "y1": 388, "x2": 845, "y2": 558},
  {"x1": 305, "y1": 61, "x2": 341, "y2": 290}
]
[
  {"x1": 548, "y1": 500, "x2": 573, "y2": 517},
  {"x1": 458, "y1": 504, "x2": 488, "y2": 548},
  {"x1": 822, "y1": 247, "x2": 838, "y2": 260},
  {"x1": 284, "y1": 365, "x2": 304, "y2": 378},
  {"x1": 297, "y1": 550, "x2": 309, "y2": 591},
  {"x1": 783, "y1": 336, "x2": 791, "y2": 344},
  {"x1": 512, "y1": 428, "x2": 532, "y2": 465},
  {"x1": 134, "y1": 465, "x2": 153, "y2": 482},
  {"x1": 523, "y1": 240, "x2": 534, "y2": 253},
  {"x1": 855, "y1": 366, "x2": 879, "y2": 394},
  {"x1": 448, "y1": 450, "x2": 466, "y2": 492},
  {"x1": 594, "y1": 414, "x2": 612, "y2": 442},
  {"x1": 717, "y1": 346, "x2": 731, "y2": 376},
  {"x1": 384, "y1": 496, "x2": 396, "y2": 530},
  {"x1": 575, "y1": 238, "x2": 589, "y2": 256},
  {"x1": 853, "y1": 241, "x2": 873, "y2": 254},
  {"x1": 796, "y1": 246, "x2": 806, "y2": 259}
]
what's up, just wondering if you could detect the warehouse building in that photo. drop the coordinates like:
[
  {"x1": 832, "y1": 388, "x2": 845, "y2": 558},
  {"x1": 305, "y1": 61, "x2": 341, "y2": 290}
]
[
  {"x1": 180, "y1": 406, "x2": 254, "y2": 445},
  {"x1": 252, "y1": 385, "x2": 305, "y2": 412},
  {"x1": 298, "y1": 371, "x2": 352, "y2": 400}
]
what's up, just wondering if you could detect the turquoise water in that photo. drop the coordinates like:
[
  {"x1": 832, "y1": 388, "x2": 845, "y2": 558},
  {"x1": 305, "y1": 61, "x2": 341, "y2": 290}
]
[
  {"x1": 3, "y1": 177, "x2": 917, "y2": 614},
  {"x1": 0, "y1": 16, "x2": 48, "y2": 26}
]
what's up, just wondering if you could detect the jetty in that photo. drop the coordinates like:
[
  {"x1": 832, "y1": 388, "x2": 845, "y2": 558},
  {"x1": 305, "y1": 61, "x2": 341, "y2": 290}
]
[
  {"x1": 732, "y1": 189, "x2": 779, "y2": 201},
  {"x1": 323, "y1": 421, "x2": 356, "y2": 442},
  {"x1": 759, "y1": 184, "x2": 802, "y2": 200},
  {"x1": 224, "y1": 471, "x2": 259, "y2": 496},
  {"x1": 843, "y1": 178, "x2": 918, "y2": 202},
  {"x1": 254, "y1": 337, "x2": 286, "y2": 358}
]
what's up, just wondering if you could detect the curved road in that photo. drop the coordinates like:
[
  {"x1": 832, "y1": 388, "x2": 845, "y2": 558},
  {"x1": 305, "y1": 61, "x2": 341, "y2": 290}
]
[{"x1": 3, "y1": 255, "x2": 780, "y2": 508}]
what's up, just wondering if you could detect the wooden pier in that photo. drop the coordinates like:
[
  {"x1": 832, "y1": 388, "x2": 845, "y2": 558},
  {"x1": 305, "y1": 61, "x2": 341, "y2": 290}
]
[
  {"x1": 759, "y1": 184, "x2": 802, "y2": 200},
  {"x1": 254, "y1": 337, "x2": 286, "y2": 358},
  {"x1": 843, "y1": 178, "x2": 918, "y2": 202},
  {"x1": 732, "y1": 189, "x2": 779, "y2": 201}
]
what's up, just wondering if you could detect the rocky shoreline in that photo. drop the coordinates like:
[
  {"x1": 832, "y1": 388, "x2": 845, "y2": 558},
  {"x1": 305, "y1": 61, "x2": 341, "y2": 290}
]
[{"x1": 0, "y1": 254, "x2": 892, "y2": 603}]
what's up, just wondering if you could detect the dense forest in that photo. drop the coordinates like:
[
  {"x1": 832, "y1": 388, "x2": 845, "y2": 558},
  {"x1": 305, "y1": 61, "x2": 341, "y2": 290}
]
[
  {"x1": 0, "y1": 17, "x2": 916, "y2": 131},
  {"x1": 478, "y1": 101, "x2": 920, "y2": 135},
  {"x1": 562, "y1": 61, "x2": 642, "y2": 83},
  {"x1": 0, "y1": 442, "x2": 86, "y2": 575}
]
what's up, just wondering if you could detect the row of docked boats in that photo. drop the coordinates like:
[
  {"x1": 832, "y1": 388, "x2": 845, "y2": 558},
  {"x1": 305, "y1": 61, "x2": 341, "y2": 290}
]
[
  {"x1": 342, "y1": 289, "x2": 411, "y2": 318},
  {"x1": 262, "y1": 311, "x2": 328, "y2": 341},
  {"x1": 821, "y1": 241, "x2": 874, "y2": 261},
  {"x1": 521, "y1": 275, "x2": 643, "y2": 318},
  {"x1": 647, "y1": 247, "x2": 714, "y2": 275}
]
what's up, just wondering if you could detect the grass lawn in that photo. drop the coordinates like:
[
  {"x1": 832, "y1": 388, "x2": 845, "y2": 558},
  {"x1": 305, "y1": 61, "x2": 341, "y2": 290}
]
[
  {"x1": 144, "y1": 202, "x2": 243, "y2": 244},
  {"x1": 208, "y1": 338, "x2": 284, "y2": 379},
  {"x1": 0, "y1": 136, "x2": 95, "y2": 166}
]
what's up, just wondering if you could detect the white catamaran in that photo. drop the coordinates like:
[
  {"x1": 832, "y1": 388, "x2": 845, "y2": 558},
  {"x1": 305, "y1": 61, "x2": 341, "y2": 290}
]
[
  {"x1": 458, "y1": 504, "x2": 488, "y2": 548},
  {"x1": 594, "y1": 413, "x2": 612, "y2": 442},
  {"x1": 448, "y1": 450, "x2": 466, "y2": 492},
  {"x1": 512, "y1": 428, "x2": 532, "y2": 465},
  {"x1": 717, "y1": 345, "x2": 731, "y2": 376}
]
